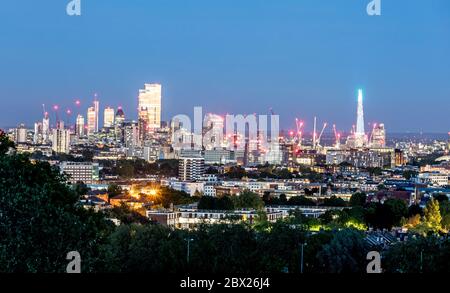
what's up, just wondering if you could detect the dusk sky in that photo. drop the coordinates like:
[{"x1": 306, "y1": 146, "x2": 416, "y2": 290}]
[{"x1": 0, "y1": 0, "x2": 449, "y2": 133}]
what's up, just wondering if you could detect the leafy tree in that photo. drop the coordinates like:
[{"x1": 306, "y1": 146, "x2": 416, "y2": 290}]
[
  {"x1": 408, "y1": 204, "x2": 423, "y2": 217},
  {"x1": 349, "y1": 192, "x2": 367, "y2": 207},
  {"x1": 287, "y1": 196, "x2": 315, "y2": 206},
  {"x1": 433, "y1": 193, "x2": 449, "y2": 203},
  {"x1": 403, "y1": 170, "x2": 418, "y2": 180},
  {"x1": 103, "y1": 224, "x2": 186, "y2": 273},
  {"x1": 383, "y1": 236, "x2": 450, "y2": 273},
  {"x1": 322, "y1": 196, "x2": 347, "y2": 207},
  {"x1": 410, "y1": 198, "x2": 444, "y2": 235},
  {"x1": 423, "y1": 198, "x2": 442, "y2": 232},
  {"x1": 0, "y1": 137, "x2": 112, "y2": 272},
  {"x1": 232, "y1": 191, "x2": 264, "y2": 210},
  {"x1": 0, "y1": 130, "x2": 15, "y2": 155},
  {"x1": 365, "y1": 202, "x2": 394, "y2": 229},
  {"x1": 366, "y1": 167, "x2": 382, "y2": 176},
  {"x1": 384, "y1": 199, "x2": 408, "y2": 227},
  {"x1": 198, "y1": 196, "x2": 234, "y2": 210},
  {"x1": 316, "y1": 229, "x2": 368, "y2": 273},
  {"x1": 105, "y1": 203, "x2": 150, "y2": 225},
  {"x1": 107, "y1": 183, "x2": 123, "y2": 199},
  {"x1": 72, "y1": 181, "x2": 91, "y2": 196}
]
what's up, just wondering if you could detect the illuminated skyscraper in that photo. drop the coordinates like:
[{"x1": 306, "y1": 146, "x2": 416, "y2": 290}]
[
  {"x1": 15, "y1": 123, "x2": 27, "y2": 144},
  {"x1": 76, "y1": 114, "x2": 85, "y2": 137},
  {"x1": 138, "y1": 83, "x2": 162, "y2": 132},
  {"x1": 42, "y1": 112, "x2": 50, "y2": 143},
  {"x1": 52, "y1": 121, "x2": 70, "y2": 154},
  {"x1": 93, "y1": 97, "x2": 99, "y2": 132},
  {"x1": 34, "y1": 122, "x2": 43, "y2": 144},
  {"x1": 354, "y1": 89, "x2": 367, "y2": 148},
  {"x1": 104, "y1": 107, "x2": 115, "y2": 128},
  {"x1": 114, "y1": 107, "x2": 125, "y2": 142},
  {"x1": 87, "y1": 107, "x2": 96, "y2": 136},
  {"x1": 370, "y1": 123, "x2": 386, "y2": 148},
  {"x1": 115, "y1": 107, "x2": 125, "y2": 125}
]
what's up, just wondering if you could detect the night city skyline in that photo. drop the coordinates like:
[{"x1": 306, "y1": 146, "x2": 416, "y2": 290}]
[
  {"x1": 0, "y1": 1, "x2": 449, "y2": 132},
  {"x1": 3, "y1": 0, "x2": 450, "y2": 282}
]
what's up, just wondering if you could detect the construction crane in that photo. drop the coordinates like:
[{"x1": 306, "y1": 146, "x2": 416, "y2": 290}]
[
  {"x1": 317, "y1": 122, "x2": 328, "y2": 148},
  {"x1": 333, "y1": 124, "x2": 341, "y2": 149},
  {"x1": 42, "y1": 104, "x2": 48, "y2": 119},
  {"x1": 295, "y1": 118, "x2": 304, "y2": 146}
]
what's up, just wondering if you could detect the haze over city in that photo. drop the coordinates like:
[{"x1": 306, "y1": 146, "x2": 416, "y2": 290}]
[{"x1": 1, "y1": 0, "x2": 449, "y2": 132}]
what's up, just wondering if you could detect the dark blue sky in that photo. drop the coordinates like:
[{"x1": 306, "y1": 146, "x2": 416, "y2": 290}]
[{"x1": 0, "y1": 0, "x2": 449, "y2": 132}]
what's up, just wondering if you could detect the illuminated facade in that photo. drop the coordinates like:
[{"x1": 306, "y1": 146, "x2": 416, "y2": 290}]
[
  {"x1": 138, "y1": 83, "x2": 162, "y2": 132},
  {"x1": 52, "y1": 122, "x2": 70, "y2": 154},
  {"x1": 354, "y1": 89, "x2": 367, "y2": 148},
  {"x1": 104, "y1": 107, "x2": 115, "y2": 128},
  {"x1": 76, "y1": 114, "x2": 85, "y2": 137},
  {"x1": 87, "y1": 107, "x2": 96, "y2": 135}
]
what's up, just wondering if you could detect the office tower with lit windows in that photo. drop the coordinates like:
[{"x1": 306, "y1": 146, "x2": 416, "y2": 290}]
[
  {"x1": 52, "y1": 121, "x2": 70, "y2": 154},
  {"x1": 15, "y1": 124, "x2": 27, "y2": 144},
  {"x1": 93, "y1": 97, "x2": 99, "y2": 132},
  {"x1": 42, "y1": 112, "x2": 50, "y2": 143},
  {"x1": 138, "y1": 83, "x2": 162, "y2": 132},
  {"x1": 33, "y1": 122, "x2": 43, "y2": 144},
  {"x1": 115, "y1": 107, "x2": 125, "y2": 125},
  {"x1": 370, "y1": 123, "x2": 386, "y2": 148},
  {"x1": 114, "y1": 107, "x2": 125, "y2": 141},
  {"x1": 104, "y1": 107, "x2": 115, "y2": 128},
  {"x1": 87, "y1": 107, "x2": 96, "y2": 136},
  {"x1": 123, "y1": 121, "x2": 140, "y2": 148},
  {"x1": 76, "y1": 114, "x2": 85, "y2": 137},
  {"x1": 138, "y1": 107, "x2": 149, "y2": 142}
]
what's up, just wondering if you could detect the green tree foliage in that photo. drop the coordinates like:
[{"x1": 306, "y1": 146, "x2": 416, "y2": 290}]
[
  {"x1": 384, "y1": 199, "x2": 408, "y2": 227},
  {"x1": 408, "y1": 204, "x2": 423, "y2": 217},
  {"x1": 350, "y1": 192, "x2": 367, "y2": 207},
  {"x1": 103, "y1": 224, "x2": 186, "y2": 273},
  {"x1": 0, "y1": 135, "x2": 112, "y2": 272},
  {"x1": 287, "y1": 196, "x2": 316, "y2": 206},
  {"x1": 155, "y1": 187, "x2": 198, "y2": 208},
  {"x1": 105, "y1": 203, "x2": 150, "y2": 225},
  {"x1": 72, "y1": 181, "x2": 90, "y2": 196},
  {"x1": 383, "y1": 236, "x2": 450, "y2": 273},
  {"x1": 423, "y1": 198, "x2": 442, "y2": 231},
  {"x1": 402, "y1": 170, "x2": 418, "y2": 180},
  {"x1": 316, "y1": 229, "x2": 368, "y2": 273},
  {"x1": 365, "y1": 200, "x2": 408, "y2": 229},
  {"x1": 231, "y1": 191, "x2": 264, "y2": 210},
  {"x1": 197, "y1": 196, "x2": 234, "y2": 210},
  {"x1": 0, "y1": 130, "x2": 15, "y2": 155},
  {"x1": 224, "y1": 166, "x2": 247, "y2": 179},
  {"x1": 322, "y1": 196, "x2": 347, "y2": 207},
  {"x1": 349, "y1": 192, "x2": 367, "y2": 207},
  {"x1": 107, "y1": 183, "x2": 123, "y2": 199}
]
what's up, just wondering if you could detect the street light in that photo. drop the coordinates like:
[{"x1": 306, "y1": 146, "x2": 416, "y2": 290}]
[
  {"x1": 300, "y1": 242, "x2": 307, "y2": 274},
  {"x1": 185, "y1": 238, "x2": 194, "y2": 265}
]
